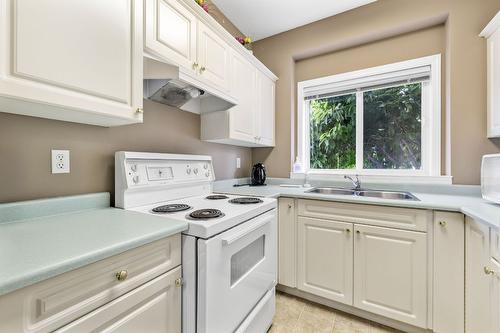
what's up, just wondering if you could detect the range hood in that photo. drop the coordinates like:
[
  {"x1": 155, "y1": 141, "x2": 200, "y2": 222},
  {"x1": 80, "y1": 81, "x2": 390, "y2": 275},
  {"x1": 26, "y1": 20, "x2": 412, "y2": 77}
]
[{"x1": 144, "y1": 57, "x2": 236, "y2": 114}]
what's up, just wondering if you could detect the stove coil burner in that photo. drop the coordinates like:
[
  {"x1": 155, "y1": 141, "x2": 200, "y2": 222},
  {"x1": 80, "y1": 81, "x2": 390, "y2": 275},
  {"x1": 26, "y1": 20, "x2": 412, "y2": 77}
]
[
  {"x1": 205, "y1": 195, "x2": 229, "y2": 200},
  {"x1": 152, "y1": 204, "x2": 192, "y2": 213},
  {"x1": 188, "y1": 209, "x2": 224, "y2": 220},
  {"x1": 229, "y1": 197, "x2": 263, "y2": 204}
]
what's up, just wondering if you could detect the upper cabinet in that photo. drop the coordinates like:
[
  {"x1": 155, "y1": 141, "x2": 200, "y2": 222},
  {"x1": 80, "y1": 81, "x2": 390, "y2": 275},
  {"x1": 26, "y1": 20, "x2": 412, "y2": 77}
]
[
  {"x1": 0, "y1": 0, "x2": 276, "y2": 136},
  {"x1": 144, "y1": 0, "x2": 198, "y2": 72},
  {"x1": 0, "y1": 0, "x2": 144, "y2": 126},
  {"x1": 480, "y1": 11, "x2": 500, "y2": 138},
  {"x1": 256, "y1": 72, "x2": 276, "y2": 146},
  {"x1": 197, "y1": 21, "x2": 231, "y2": 92},
  {"x1": 200, "y1": 51, "x2": 276, "y2": 147},
  {"x1": 145, "y1": 0, "x2": 277, "y2": 147}
]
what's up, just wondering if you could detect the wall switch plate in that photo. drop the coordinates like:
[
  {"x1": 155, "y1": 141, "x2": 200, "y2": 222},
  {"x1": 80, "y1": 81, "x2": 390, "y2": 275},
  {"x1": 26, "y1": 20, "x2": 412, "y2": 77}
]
[
  {"x1": 51, "y1": 150, "x2": 70, "y2": 174},
  {"x1": 236, "y1": 157, "x2": 241, "y2": 169}
]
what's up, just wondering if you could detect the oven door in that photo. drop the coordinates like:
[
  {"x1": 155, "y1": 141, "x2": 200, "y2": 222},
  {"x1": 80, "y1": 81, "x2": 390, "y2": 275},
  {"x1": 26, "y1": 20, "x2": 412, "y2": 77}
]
[{"x1": 197, "y1": 209, "x2": 277, "y2": 333}]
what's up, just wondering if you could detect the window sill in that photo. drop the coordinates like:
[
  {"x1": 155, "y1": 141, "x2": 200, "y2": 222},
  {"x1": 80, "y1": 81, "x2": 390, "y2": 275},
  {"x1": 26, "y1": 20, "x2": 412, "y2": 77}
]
[{"x1": 290, "y1": 172, "x2": 453, "y2": 185}]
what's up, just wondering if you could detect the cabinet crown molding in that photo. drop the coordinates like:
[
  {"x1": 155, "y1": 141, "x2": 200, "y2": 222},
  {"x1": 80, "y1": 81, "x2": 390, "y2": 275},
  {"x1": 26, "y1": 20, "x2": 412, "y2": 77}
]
[{"x1": 480, "y1": 11, "x2": 500, "y2": 38}]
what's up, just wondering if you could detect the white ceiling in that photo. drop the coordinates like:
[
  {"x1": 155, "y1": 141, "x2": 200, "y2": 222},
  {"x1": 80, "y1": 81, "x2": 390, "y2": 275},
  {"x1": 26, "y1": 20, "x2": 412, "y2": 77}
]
[{"x1": 211, "y1": 0, "x2": 377, "y2": 41}]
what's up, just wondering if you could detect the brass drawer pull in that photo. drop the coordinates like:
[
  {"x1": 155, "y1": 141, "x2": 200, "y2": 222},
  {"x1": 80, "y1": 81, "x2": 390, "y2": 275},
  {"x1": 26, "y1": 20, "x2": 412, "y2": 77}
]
[
  {"x1": 115, "y1": 270, "x2": 128, "y2": 281},
  {"x1": 175, "y1": 278, "x2": 183, "y2": 287},
  {"x1": 485, "y1": 266, "x2": 496, "y2": 276}
]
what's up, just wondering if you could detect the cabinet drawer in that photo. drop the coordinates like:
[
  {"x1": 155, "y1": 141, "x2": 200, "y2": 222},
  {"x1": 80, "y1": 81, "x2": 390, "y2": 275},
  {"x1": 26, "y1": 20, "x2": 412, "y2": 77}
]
[
  {"x1": 25, "y1": 235, "x2": 180, "y2": 332},
  {"x1": 55, "y1": 266, "x2": 181, "y2": 333},
  {"x1": 298, "y1": 199, "x2": 430, "y2": 232}
]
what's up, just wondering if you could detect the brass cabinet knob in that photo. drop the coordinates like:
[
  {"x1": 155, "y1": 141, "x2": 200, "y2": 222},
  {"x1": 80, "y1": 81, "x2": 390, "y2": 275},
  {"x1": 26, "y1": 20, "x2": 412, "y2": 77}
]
[
  {"x1": 345, "y1": 228, "x2": 351, "y2": 233},
  {"x1": 356, "y1": 230, "x2": 361, "y2": 234},
  {"x1": 438, "y1": 221, "x2": 447, "y2": 227},
  {"x1": 115, "y1": 270, "x2": 128, "y2": 281},
  {"x1": 484, "y1": 266, "x2": 496, "y2": 275},
  {"x1": 287, "y1": 203, "x2": 292, "y2": 209},
  {"x1": 175, "y1": 278, "x2": 183, "y2": 287},
  {"x1": 192, "y1": 62, "x2": 199, "y2": 69},
  {"x1": 135, "y1": 108, "x2": 143, "y2": 114},
  {"x1": 200, "y1": 66, "x2": 206, "y2": 73}
]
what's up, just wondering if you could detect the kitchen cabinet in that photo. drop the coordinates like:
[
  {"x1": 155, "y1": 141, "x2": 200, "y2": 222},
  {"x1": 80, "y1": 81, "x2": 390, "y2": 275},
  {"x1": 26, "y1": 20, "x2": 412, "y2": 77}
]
[
  {"x1": 433, "y1": 212, "x2": 465, "y2": 333},
  {"x1": 200, "y1": 51, "x2": 276, "y2": 147},
  {"x1": 278, "y1": 198, "x2": 297, "y2": 288},
  {"x1": 0, "y1": 235, "x2": 182, "y2": 333},
  {"x1": 256, "y1": 71, "x2": 276, "y2": 146},
  {"x1": 465, "y1": 217, "x2": 496, "y2": 333},
  {"x1": 0, "y1": 0, "x2": 143, "y2": 126},
  {"x1": 293, "y1": 199, "x2": 431, "y2": 329},
  {"x1": 196, "y1": 21, "x2": 231, "y2": 92},
  {"x1": 353, "y1": 224, "x2": 427, "y2": 328},
  {"x1": 145, "y1": 0, "x2": 231, "y2": 95},
  {"x1": 144, "y1": 0, "x2": 197, "y2": 72},
  {"x1": 143, "y1": 0, "x2": 276, "y2": 147},
  {"x1": 480, "y1": 11, "x2": 500, "y2": 138},
  {"x1": 297, "y1": 216, "x2": 353, "y2": 304},
  {"x1": 56, "y1": 267, "x2": 181, "y2": 333}
]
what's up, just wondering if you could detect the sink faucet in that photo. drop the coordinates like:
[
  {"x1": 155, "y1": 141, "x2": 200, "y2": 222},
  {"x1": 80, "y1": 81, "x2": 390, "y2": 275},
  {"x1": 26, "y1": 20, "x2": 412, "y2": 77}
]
[{"x1": 344, "y1": 175, "x2": 361, "y2": 190}]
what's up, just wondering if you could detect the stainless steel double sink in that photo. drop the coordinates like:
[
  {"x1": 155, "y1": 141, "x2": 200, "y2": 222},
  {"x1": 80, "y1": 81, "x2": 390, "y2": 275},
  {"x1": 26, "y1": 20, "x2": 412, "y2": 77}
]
[{"x1": 306, "y1": 187, "x2": 420, "y2": 201}]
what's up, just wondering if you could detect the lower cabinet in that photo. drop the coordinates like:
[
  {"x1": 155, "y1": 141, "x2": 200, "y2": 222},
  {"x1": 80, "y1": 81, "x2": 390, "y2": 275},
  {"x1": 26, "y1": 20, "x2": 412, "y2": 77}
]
[
  {"x1": 288, "y1": 199, "x2": 432, "y2": 330},
  {"x1": 56, "y1": 266, "x2": 181, "y2": 333},
  {"x1": 466, "y1": 217, "x2": 498, "y2": 333},
  {"x1": 297, "y1": 217, "x2": 353, "y2": 304},
  {"x1": 353, "y1": 224, "x2": 427, "y2": 328},
  {"x1": 278, "y1": 198, "x2": 297, "y2": 288},
  {"x1": 0, "y1": 236, "x2": 182, "y2": 333}
]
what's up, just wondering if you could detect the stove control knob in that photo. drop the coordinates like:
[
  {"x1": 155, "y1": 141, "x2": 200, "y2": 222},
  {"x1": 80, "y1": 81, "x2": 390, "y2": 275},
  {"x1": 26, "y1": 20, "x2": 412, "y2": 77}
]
[
  {"x1": 203, "y1": 163, "x2": 208, "y2": 170},
  {"x1": 130, "y1": 164, "x2": 138, "y2": 172},
  {"x1": 205, "y1": 171, "x2": 210, "y2": 177},
  {"x1": 186, "y1": 168, "x2": 191, "y2": 175},
  {"x1": 194, "y1": 168, "x2": 199, "y2": 175},
  {"x1": 132, "y1": 175, "x2": 140, "y2": 184}
]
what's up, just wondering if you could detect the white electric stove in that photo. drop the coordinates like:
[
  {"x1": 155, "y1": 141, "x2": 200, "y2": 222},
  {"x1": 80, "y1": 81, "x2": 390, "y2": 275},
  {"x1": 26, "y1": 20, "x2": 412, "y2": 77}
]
[{"x1": 115, "y1": 152, "x2": 277, "y2": 333}]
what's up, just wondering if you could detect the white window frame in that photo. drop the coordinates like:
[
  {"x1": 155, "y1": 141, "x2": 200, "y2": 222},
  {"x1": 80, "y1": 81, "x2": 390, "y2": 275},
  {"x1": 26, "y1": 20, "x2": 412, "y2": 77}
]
[{"x1": 296, "y1": 54, "x2": 448, "y2": 183}]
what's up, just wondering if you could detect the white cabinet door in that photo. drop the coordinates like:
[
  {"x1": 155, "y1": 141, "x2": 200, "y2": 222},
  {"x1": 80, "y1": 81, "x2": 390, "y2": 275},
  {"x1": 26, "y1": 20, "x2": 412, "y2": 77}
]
[
  {"x1": 56, "y1": 267, "x2": 181, "y2": 333},
  {"x1": 145, "y1": 0, "x2": 197, "y2": 72},
  {"x1": 353, "y1": 224, "x2": 427, "y2": 328},
  {"x1": 229, "y1": 52, "x2": 257, "y2": 143},
  {"x1": 490, "y1": 258, "x2": 500, "y2": 333},
  {"x1": 256, "y1": 72, "x2": 275, "y2": 146},
  {"x1": 433, "y1": 212, "x2": 465, "y2": 333},
  {"x1": 297, "y1": 217, "x2": 353, "y2": 304},
  {"x1": 482, "y1": 14, "x2": 500, "y2": 138},
  {"x1": 197, "y1": 21, "x2": 231, "y2": 92},
  {"x1": 278, "y1": 198, "x2": 296, "y2": 288},
  {"x1": 0, "y1": 0, "x2": 143, "y2": 126},
  {"x1": 466, "y1": 217, "x2": 492, "y2": 333}
]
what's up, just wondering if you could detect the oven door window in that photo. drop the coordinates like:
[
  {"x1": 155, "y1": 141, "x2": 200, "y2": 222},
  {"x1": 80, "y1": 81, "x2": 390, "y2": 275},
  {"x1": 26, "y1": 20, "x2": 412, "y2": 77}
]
[{"x1": 231, "y1": 235, "x2": 265, "y2": 286}]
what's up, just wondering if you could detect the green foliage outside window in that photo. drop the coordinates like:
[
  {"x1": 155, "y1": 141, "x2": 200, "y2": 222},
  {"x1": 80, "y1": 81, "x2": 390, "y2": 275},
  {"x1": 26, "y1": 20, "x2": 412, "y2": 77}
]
[
  {"x1": 363, "y1": 83, "x2": 422, "y2": 170},
  {"x1": 309, "y1": 83, "x2": 422, "y2": 170},
  {"x1": 309, "y1": 94, "x2": 356, "y2": 169}
]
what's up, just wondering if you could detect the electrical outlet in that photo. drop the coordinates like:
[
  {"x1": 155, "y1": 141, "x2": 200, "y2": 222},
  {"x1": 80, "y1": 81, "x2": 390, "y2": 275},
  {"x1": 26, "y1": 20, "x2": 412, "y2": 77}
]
[
  {"x1": 51, "y1": 150, "x2": 70, "y2": 174},
  {"x1": 236, "y1": 157, "x2": 241, "y2": 169}
]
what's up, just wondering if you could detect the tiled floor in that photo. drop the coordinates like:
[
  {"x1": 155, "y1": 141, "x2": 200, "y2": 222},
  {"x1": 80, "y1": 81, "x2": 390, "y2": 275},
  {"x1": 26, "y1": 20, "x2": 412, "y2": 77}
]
[{"x1": 269, "y1": 292, "x2": 403, "y2": 333}]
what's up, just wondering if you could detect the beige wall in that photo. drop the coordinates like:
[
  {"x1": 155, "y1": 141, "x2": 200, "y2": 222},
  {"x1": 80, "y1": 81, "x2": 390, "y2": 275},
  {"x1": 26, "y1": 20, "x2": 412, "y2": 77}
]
[
  {"x1": 295, "y1": 25, "x2": 447, "y2": 174},
  {"x1": 0, "y1": 100, "x2": 251, "y2": 203},
  {"x1": 252, "y1": 0, "x2": 500, "y2": 184}
]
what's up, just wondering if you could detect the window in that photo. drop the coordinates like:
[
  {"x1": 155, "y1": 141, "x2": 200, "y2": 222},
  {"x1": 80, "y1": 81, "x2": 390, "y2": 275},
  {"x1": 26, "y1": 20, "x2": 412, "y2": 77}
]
[{"x1": 298, "y1": 55, "x2": 441, "y2": 178}]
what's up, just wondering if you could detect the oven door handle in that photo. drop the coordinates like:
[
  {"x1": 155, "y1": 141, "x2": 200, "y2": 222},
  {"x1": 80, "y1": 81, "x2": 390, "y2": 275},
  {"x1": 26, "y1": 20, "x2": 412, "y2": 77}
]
[{"x1": 221, "y1": 215, "x2": 273, "y2": 246}]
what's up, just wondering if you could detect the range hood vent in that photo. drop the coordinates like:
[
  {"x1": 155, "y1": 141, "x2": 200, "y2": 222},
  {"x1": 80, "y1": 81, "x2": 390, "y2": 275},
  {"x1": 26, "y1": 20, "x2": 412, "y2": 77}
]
[{"x1": 143, "y1": 57, "x2": 236, "y2": 114}]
